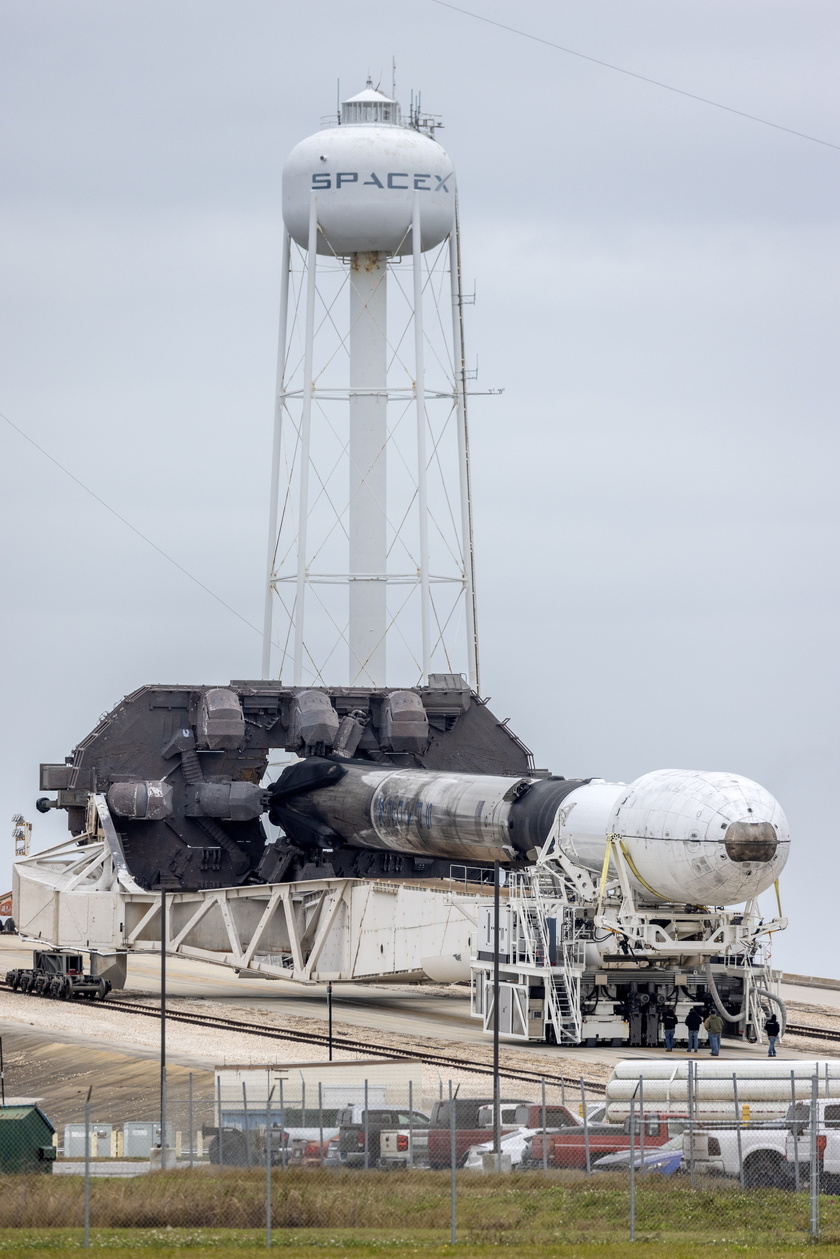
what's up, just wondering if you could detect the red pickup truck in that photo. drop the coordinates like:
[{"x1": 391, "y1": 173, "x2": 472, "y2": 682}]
[
  {"x1": 427, "y1": 1099, "x2": 579, "y2": 1169},
  {"x1": 525, "y1": 1113, "x2": 687, "y2": 1170},
  {"x1": 430, "y1": 1102, "x2": 528, "y2": 1168}
]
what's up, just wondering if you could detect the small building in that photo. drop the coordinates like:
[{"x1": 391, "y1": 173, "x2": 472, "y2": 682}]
[{"x1": 0, "y1": 1105, "x2": 56, "y2": 1174}]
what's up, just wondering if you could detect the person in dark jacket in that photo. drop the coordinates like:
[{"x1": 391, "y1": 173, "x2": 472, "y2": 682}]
[
  {"x1": 765, "y1": 1013, "x2": 781, "y2": 1057},
  {"x1": 684, "y1": 1007, "x2": 703, "y2": 1053},
  {"x1": 662, "y1": 1009, "x2": 678, "y2": 1052}
]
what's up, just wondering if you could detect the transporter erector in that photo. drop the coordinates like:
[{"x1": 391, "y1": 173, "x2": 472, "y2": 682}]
[
  {"x1": 14, "y1": 676, "x2": 789, "y2": 1046},
  {"x1": 9, "y1": 85, "x2": 789, "y2": 1046}
]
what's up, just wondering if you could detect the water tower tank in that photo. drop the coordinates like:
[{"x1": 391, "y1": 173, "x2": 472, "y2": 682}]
[{"x1": 282, "y1": 84, "x2": 456, "y2": 256}]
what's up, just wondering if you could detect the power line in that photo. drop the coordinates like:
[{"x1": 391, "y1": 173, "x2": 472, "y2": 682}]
[
  {"x1": 430, "y1": 0, "x2": 840, "y2": 153},
  {"x1": 1, "y1": 409, "x2": 263, "y2": 638}
]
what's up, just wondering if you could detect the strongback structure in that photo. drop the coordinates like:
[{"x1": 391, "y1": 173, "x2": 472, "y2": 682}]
[{"x1": 263, "y1": 83, "x2": 478, "y2": 690}]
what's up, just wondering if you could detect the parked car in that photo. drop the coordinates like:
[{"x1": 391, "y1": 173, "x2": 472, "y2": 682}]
[
  {"x1": 593, "y1": 1136, "x2": 684, "y2": 1175},
  {"x1": 688, "y1": 1122, "x2": 789, "y2": 1188},
  {"x1": 380, "y1": 1129, "x2": 430, "y2": 1169},
  {"x1": 784, "y1": 1098, "x2": 840, "y2": 1191},
  {"x1": 336, "y1": 1107, "x2": 429, "y2": 1167},
  {"x1": 426, "y1": 1098, "x2": 532, "y2": 1168},
  {"x1": 462, "y1": 1104, "x2": 583, "y2": 1171},
  {"x1": 524, "y1": 1113, "x2": 682, "y2": 1170}
]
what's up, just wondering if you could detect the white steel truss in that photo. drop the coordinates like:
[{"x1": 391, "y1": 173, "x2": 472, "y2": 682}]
[
  {"x1": 262, "y1": 201, "x2": 479, "y2": 689},
  {"x1": 12, "y1": 798, "x2": 479, "y2": 984}
]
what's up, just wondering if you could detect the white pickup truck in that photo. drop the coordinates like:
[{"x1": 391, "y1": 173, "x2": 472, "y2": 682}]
[
  {"x1": 687, "y1": 1122, "x2": 790, "y2": 1187},
  {"x1": 784, "y1": 1098, "x2": 840, "y2": 1190},
  {"x1": 379, "y1": 1128, "x2": 430, "y2": 1168}
]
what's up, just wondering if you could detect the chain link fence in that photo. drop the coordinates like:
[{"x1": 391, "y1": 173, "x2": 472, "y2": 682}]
[{"x1": 2, "y1": 1064, "x2": 839, "y2": 1246}]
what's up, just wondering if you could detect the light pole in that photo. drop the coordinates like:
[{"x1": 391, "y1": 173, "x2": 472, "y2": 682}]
[
  {"x1": 493, "y1": 860, "x2": 501, "y2": 1158},
  {"x1": 160, "y1": 888, "x2": 167, "y2": 1170}
]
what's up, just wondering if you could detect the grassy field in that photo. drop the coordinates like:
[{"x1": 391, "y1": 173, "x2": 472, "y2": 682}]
[
  {"x1": 1, "y1": 1237, "x2": 840, "y2": 1259},
  {"x1": 0, "y1": 1170, "x2": 838, "y2": 1255}
]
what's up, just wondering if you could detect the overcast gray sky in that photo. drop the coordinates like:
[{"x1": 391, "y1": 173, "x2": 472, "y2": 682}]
[{"x1": 1, "y1": 1, "x2": 837, "y2": 976}]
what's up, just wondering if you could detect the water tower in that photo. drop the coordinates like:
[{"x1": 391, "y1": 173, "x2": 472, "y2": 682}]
[{"x1": 262, "y1": 82, "x2": 479, "y2": 689}]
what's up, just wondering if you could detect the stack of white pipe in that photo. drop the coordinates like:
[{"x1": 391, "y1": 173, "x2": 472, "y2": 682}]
[{"x1": 604, "y1": 1060, "x2": 840, "y2": 1123}]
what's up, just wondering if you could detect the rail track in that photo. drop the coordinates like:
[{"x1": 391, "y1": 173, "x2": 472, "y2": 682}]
[
  {"x1": 785, "y1": 1023, "x2": 840, "y2": 1043},
  {"x1": 0, "y1": 982, "x2": 608, "y2": 1093},
  {"x1": 4, "y1": 975, "x2": 837, "y2": 1089}
]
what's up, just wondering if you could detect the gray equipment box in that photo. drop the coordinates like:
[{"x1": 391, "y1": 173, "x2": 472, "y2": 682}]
[
  {"x1": 64, "y1": 1123, "x2": 114, "y2": 1158},
  {"x1": 123, "y1": 1122, "x2": 172, "y2": 1157}
]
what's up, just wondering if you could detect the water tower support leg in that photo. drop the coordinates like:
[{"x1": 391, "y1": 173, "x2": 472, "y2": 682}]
[
  {"x1": 293, "y1": 196, "x2": 319, "y2": 684},
  {"x1": 412, "y1": 194, "x2": 431, "y2": 681},
  {"x1": 349, "y1": 250, "x2": 388, "y2": 686},
  {"x1": 448, "y1": 212, "x2": 478, "y2": 691},
  {"x1": 263, "y1": 228, "x2": 292, "y2": 678}
]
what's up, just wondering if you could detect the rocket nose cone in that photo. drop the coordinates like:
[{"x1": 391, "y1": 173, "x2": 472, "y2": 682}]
[{"x1": 723, "y1": 820, "x2": 778, "y2": 863}]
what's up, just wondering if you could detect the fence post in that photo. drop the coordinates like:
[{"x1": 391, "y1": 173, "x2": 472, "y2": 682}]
[
  {"x1": 688, "y1": 1059, "x2": 695, "y2": 1188},
  {"x1": 580, "y1": 1078, "x2": 591, "y2": 1176},
  {"x1": 629, "y1": 1097, "x2": 636, "y2": 1243},
  {"x1": 449, "y1": 1080, "x2": 457, "y2": 1244},
  {"x1": 541, "y1": 1078, "x2": 547, "y2": 1175},
  {"x1": 638, "y1": 1077, "x2": 645, "y2": 1163},
  {"x1": 791, "y1": 1072, "x2": 800, "y2": 1193},
  {"x1": 266, "y1": 1085, "x2": 275, "y2": 1249},
  {"x1": 279, "y1": 1080, "x2": 286, "y2": 1170},
  {"x1": 810, "y1": 1073, "x2": 820, "y2": 1240},
  {"x1": 409, "y1": 1080, "x2": 414, "y2": 1169},
  {"x1": 188, "y1": 1073, "x2": 194, "y2": 1169},
  {"x1": 243, "y1": 1083, "x2": 252, "y2": 1168},
  {"x1": 319, "y1": 1083, "x2": 324, "y2": 1168},
  {"x1": 84, "y1": 1086, "x2": 92, "y2": 1249},
  {"x1": 732, "y1": 1073, "x2": 744, "y2": 1189},
  {"x1": 217, "y1": 1074, "x2": 224, "y2": 1167},
  {"x1": 364, "y1": 1079, "x2": 370, "y2": 1170}
]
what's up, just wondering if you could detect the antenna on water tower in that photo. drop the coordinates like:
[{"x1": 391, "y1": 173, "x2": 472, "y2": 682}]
[{"x1": 263, "y1": 82, "x2": 479, "y2": 690}]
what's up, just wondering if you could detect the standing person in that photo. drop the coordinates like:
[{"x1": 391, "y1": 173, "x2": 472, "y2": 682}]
[
  {"x1": 662, "y1": 1008, "x2": 678, "y2": 1052},
  {"x1": 765, "y1": 1013, "x2": 781, "y2": 1057},
  {"x1": 704, "y1": 1010, "x2": 724, "y2": 1057},
  {"x1": 685, "y1": 1006, "x2": 703, "y2": 1053}
]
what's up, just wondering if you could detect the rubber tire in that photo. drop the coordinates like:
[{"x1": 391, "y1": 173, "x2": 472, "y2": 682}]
[
  {"x1": 743, "y1": 1151, "x2": 788, "y2": 1190},
  {"x1": 208, "y1": 1131, "x2": 250, "y2": 1167}
]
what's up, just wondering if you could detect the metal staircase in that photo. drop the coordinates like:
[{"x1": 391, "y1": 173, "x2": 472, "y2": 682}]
[{"x1": 509, "y1": 872, "x2": 584, "y2": 1045}]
